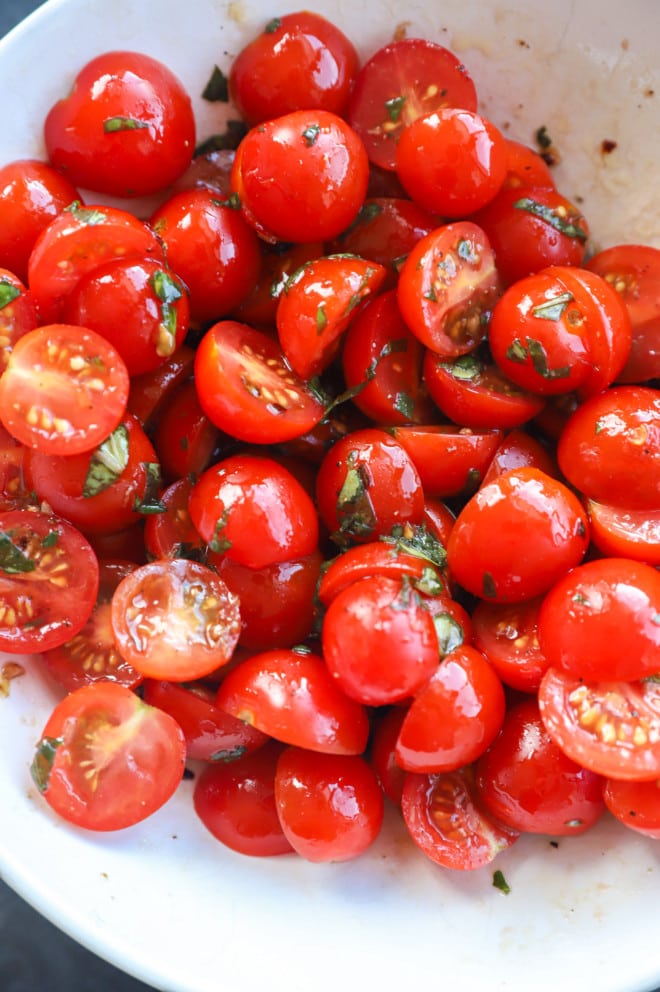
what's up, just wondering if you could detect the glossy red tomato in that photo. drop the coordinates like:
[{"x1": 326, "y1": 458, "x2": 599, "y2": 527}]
[
  {"x1": 348, "y1": 38, "x2": 478, "y2": 171},
  {"x1": 0, "y1": 507, "x2": 99, "y2": 654},
  {"x1": 475, "y1": 698, "x2": 605, "y2": 836},
  {"x1": 45, "y1": 51, "x2": 195, "y2": 197},
  {"x1": 397, "y1": 222, "x2": 499, "y2": 357},
  {"x1": 401, "y1": 766, "x2": 519, "y2": 870},
  {"x1": 194, "y1": 321, "x2": 325, "y2": 444},
  {"x1": 501, "y1": 139, "x2": 555, "y2": 191},
  {"x1": 231, "y1": 240, "x2": 324, "y2": 327},
  {"x1": 395, "y1": 644, "x2": 506, "y2": 773},
  {"x1": 602, "y1": 777, "x2": 660, "y2": 840},
  {"x1": 397, "y1": 108, "x2": 507, "y2": 217},
  {"x1": 31, "y1": 682, "x2": 185, "y2": 831},
  {"x1": 321, "y1": 573, "x2": 440, "y2": 706},
  {"x1": 216, "y1": 648, "x2": 370, "y2": 754},
  {"x1": 315, "y1": 428, "x2": 424, "y2": 546},
  {"x1": 152, "y1": 380, "x2": 220, "y2": 483},
  {"x1": 538, "y1": 558, "x2": 660, "y2": 682},
  {"x1": 446, "y1": 467, "x2": 589, "y2": 603},
  {"x1": 587, "y1": 500, "x2": 660, "y2": 565},
  {"x1": 557, "y1": 385, "x2": 660, "y2": 510},
  {"x1": 111, "y1": 558, "x2": 241, "y2": 681},
  {"x1": 229, "y1": 11, "x2": 359, "y2": 124},
  {"x1": 539, "y1": 667, "x2": 660, "y2": 781},
  {"x1": 0, "y1": 158, "x2": 80, "y2": 282},
  {"x1": 390, "y1": 424, "x2": 503, "y2": 499},
  {"x1": 126, "y1": 345, "x2": 195, "y2": 431},
  {"x1": 0, "y1": 268, "x2": 38, "y2": 374},
  {"x1": 480, "y1": 428, "x2": 557, "y2": 486},
  {"x1": 471, "y1": 596, "x2": 550, "y2": 693},
  {"x1": 274, "y1": 747, "x2": 384, "y2": 862},
  {"x1": 230, "y1": 109, "x2": 369, "y2": 243},
  {"x1": 370, "y1": 706, "x2": 408, "y2": 806},
  {"x1": 317, "y1": 540, "x2": 446, "y2": 608},
  {"x1": 188, "y1": 454, "x2": 319, "y2": 569},
  {"x1": 143, "y1": 476, "x2": 206, "y2": 562},
  {"x1": 193, "y1": 741, "x2": 294, "y2": 856}
]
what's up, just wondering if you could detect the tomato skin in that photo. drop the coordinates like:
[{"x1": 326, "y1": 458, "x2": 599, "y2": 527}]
[
  {"x1": 231, "y1": 240, "x2": 325, "y2": 328},
  {"x1": 315, "y1": 428, "x2": 424, "y2": 546},
  {"x1": 446, "y1": 467, "x2": 589, "y2": 603},
  {"x1": 557, "y1": 385, "x2": 660, "y2": 511},
  {"x1": 390, "y1": 424, "x2": 503, "y2": 499},
  {"x1": 537, "y1": 558, "x2": 660, "y2": 682},
  {"x1": 395, "y1": 644, "x2": 506, "y2": 773},
  {"x1": 127, "y1": 345, "x2": 195, "y2": 431},
  {"x1": 45, "y1": 51, "x2": 195, "y2": 197},
  {"x1": 142, "y1": 679, "x2": 268, "y2": 762},
  {"x1": 230, "y1": 110, "x2": 369, "y2": 243},
  {"x1": 152, "y1": 380, "x2": 220, "y2": 483},
  {"x1": 188, "y1": 454, "x2": 319, "y2": 569},
  {"x1": 538, "y1": 667, "x2": 660, "y2": 782},
  {"x1": 396, "y1": 109, "x2": 507, "y2": 217},
  {"x1": 27, "y1": 202, "x2": 164, "y2": 324},
  {"x1": 501, "y1": 139, "x2": 555, "y2": 192},
  {"x1": 401, "y1": 766, "x2": 519, "y2": 871},
  {"x1": 587, "y1": 499, "x2": 660, "y2": 565},
  {"x1": 193, "y1": 741, "x2": 294, "y2": 856},
  {"x1": 111, "y1": 558, "x2": 241, "y2": 681},
  {"x1": 0, "y1": 268, "x2": 38, "y2": 375},
  {"x1": 481, "y1": 429, "x2": 557, "y2": 487},
  {"x1": 0, "y1": 158, "x2": 80, "y2": 283},
  {"x1": 397, "y1": 222, "x2": 499, "y2": 358},
  {"x1": 194, "y1": 321, "x2": 325, "y2": 445},
  {"x1": 150, "y1": 188, "x2": 261, "y2": 325},
  {"x1": 317, "y1": 541, "x2": 446, "y2": 608},
  {"x1": 0, "y1": 508, "x2": 99, "y2": 654},
  {"x1": 321, "y1": 574, "x2": 440, "y2": 706},
  {"x1": 602, "y1": 777, "x2": 660, "y2": 840},
  {"x1": 348, "y1": 38, "x2": 478, "y2": 172},
  {"x1": 229, "y1": 11, "x2": 359, "y2": 124},
  {"x1": 471, "y1": 596, "x2": 549, "y2": 693},
  {"x1": 31, "y1": 682, "x2": 185, "y2": 831},
  {"x1": 370, "y1": 706, "x2": 408, "y2": 806},
  {"x1": 143, "y1": 476, "x2": 205, "y2": 562},
  {"x1": 215, "y1": 649, "x2": 370, "y2": 755},
  {"x1": 475, "y1": 698, "x2": 605, "y2": 836},
  {"x1": 274, "y1": 747, "x2": 384, "y2": 862}
]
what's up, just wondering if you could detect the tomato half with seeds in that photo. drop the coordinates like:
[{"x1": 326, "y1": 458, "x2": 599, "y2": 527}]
[
  {"x1": 397, "y1": 222, "x2": 499, "y2": 357},
  {"x1": 401, "y1": 766, "x2": 519, "y2": 871},
  {"x1": 31, "y1": 682, "x2": 185, "y2": 831},
  {"x1": 194, "y1": 321, "x2": 325, "y2": 444},
  {"x1": 216, "y1": 648, "x2": 370, "y2": 755},
  {"x1": 471, "y1": 596, "x2": 549, "y2": 693},
  {"x1": 41, "y1": 559, "x2": 142, "y2": 692},
  {"x1": 0, "y1": 508, "x2": 99, "y2": 653},
  {"x1": 276, "y1": 254, "x2": 386, "y2": 379},
  {"x1": 111, "y1": 558, "x2": 241, "y2": 681},
  {"x1": 539, "y1": 667, "x2": 660, "y2": 781},
  {"x1": 0, "y1": 323, "x2": 129, "y2": 456},
  {"x1": 348, "y1": 38, "x2": 478, "y2": 171}
]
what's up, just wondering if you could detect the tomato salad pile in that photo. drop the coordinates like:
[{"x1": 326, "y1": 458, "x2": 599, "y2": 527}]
[{"x1": 0, "y1": 11, "x2": 659, "y2": 870}]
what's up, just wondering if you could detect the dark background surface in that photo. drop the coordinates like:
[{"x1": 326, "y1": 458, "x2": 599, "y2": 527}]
[{"x1": 0, "y1": 2, "x2": 161, "y2": 990}]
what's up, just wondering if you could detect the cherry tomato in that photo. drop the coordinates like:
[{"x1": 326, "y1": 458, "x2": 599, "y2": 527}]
[
  {"x1": 0, "y1": 158, "x2": 80, "y2": 283},
  {"x1": 501, "y1": 139, "x2": 555, "y2": 191},
  {"x1": 370, "y1": 706, "x2": 408, "y2": 806},
  {"x1": 539, "y1": 667, "x2": 660, "y2": 781},
  {"x1": 142, "y1": 679, "x2": 267, "y2": 762},
  {"x1": 471, "y1": 596, "x2": 549, "y2": 693},
  {"x1": 152, "y1": 380, "x2": 221, "y2": 483},
  {"x1": 216, "y1": 648, "x2": 370, "y2": 755},
  {"x1": 446, "y1": 467, "x2": 589, "y2": 603},
  {"x1": 111, "y1": 558, "x2": 241, "y2": 681},
  {"x1": 0, "y1": 507, "x2": 99, "y2": 653},
  {"x1": 274, "y1": 747, "x2": 384, "y2": 862},
  {"x1": 194, "y1": 321, "x2": 325, "y2": 444},
  {"x1": 480, "y1": 428, "x2": 557, "y2": 486},
  {"x1": 276, "y1": 254, "x2": 386, "y2": 379},
  {"x1": 475, "y1": 698, "x2": 605, "y2": 836},
  {"x1": 587, "y1": 499, "x2": 660, "y2": 565},
  {"x1": 321, "y1": 574, "x2": 440, "y2": 706},
  {"x1": 143, "y1": 476, "x2": 206, "y2": 562},
  {"x1": 397, "y1": 222, "x2": 499, "y2": 357},
  {"x1": 317, "y1": 540, "x2": 446, "y2": 608},
  {"x1": 229, "y1": 11, "x2": 359, "y2": 124},
  {"x1": 537, "y1": 558, "x2": 660, "y2": 682},
  {"x1": 230, "y1": 110, "x2": 369, "y2": 243},
  {"x1": 27, "y1": 201, "x2": 164, "y2": 324},
  {"x1": 390, "y1": 424, "x2": 502, "y2": 499},
  {"x1": 45, "y1": 51, "x2": 195, "y2": 197},
  {"x1": 348, "y1": 38, "x2": 478, "y2": 171},
  {"x1": 602, "y1": 777, "x2": 660, "y2": 840},
  {"x1": 193, "y1": 741, "x2": 294, "y2": 856},
  {"x1": 401, "y1": 766, "x2": 519, "y2": 871},
  {"x1": 30, "y1": 682, "x2": 185, "y2": 831},
  {"x1": 315, "y1": 428, "x2": 424, "y2": 546},
  {"x1": 397, "y1": 108, "x2": 507, "y2": 217},
  {"x1": 231, "y1": 240, "x2": 324, "y2": 328},
  {"x1": 126, "y1": 344, "x2": 195, "y2": 431},
  {"x1": 0, "y1": 268, "x2": 38, "y2": 374},
  {"x1": 395, "y1": 644, "x2": 506, "y2": 773},
  {"x1": 557, "y1": 385, "x2": 660, "y2": 510}
]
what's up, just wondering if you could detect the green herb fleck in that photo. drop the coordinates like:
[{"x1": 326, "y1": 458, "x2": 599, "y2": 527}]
[
  {"x1": 531, "y1": 292, "x2": 575, "y2": 321},
  {"x1": 133, "y1": 463, "x2": 166, "y2": 515},
  {"x1": 433, "y1": 612, "x2": 465, "y2": 657},
  {"x1": 0, "y1": 531, "x2": 36, "y2": 574},
  {"x1": 30, "y1": 736, "x2": 63, "y2": 793},
  {"x1": 302, "y1": 124, "x2": 321, "y2": 146},
  {"x1": 83, "y1": 424, "x2": 130, "y2": 498},
  {"x1": 393, "y1": 391, "x2": 415, "y2": 419},
  {"x1": 492, "y1": 870, "x2": 511, "y2": 895},
  {"x1": 456, "y1": 237, "x2": 478, "y2": 263},
  {"x1": 316, "y1": 304, "x2": 328, "y2": 333},
  {"x1": 41, "y1": 530, "x2": 59, "y2": 549},
  {"x1": 64, "y1": 201, "x2": 107, "y2": 226},
  {"x1": 380, "y1": 523, "x2": 447, "y2": 570},
  {"x1": 506, "y1": 337, "x2": 571, "y2": 379},
  {"x1": 385, "y1": 95, "x2": 406, "y2": 123},
  {"x1": 482, "y1": 571, "x2": 497, "y2": 598},
  {"x1": 150, "y1": 269, "x2": 184, "y2": 356},
  {"x1": 441, "y1": 353, "x2": 482, "y2": 381},
  {"x1": 209, "y1": 508, "x2": 232, "y2": 554},
  {"x1": 0, "y1": 280, "x2": 21, "y2": 311},
  {"x1": 513, "y1": 196, "x2": 587, "y2": 241},
  {"x1": 202, "y1": 65, "x2": 229, "y2": 102},
  {"x1": 210, "y1": 745, "x2": 247, "y2": 762},
  {"x1": 535, "y1": 125, "x2": 552, "y2": 150},
  {"x1": 265, "y1": 16, "x2": 281, "y2": 32},
  {"x1": 103, "y1": 116, "x2": 150, "y2": 133},
  {"x1": 194, "y1": 120, "x2": 248, "y2": 156}
]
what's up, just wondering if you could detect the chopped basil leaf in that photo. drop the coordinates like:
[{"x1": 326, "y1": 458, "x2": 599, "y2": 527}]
[
  {"x1": 343, "y1": 266, "x2": 378, "y2": 316},
  {"x1": 531, "y1": 292, "x2": 575, "y2": 321},
  {"x1": 302, "y1": 124, "x2": 321, "y2": 146},
  {"x1": 316, "y1": 304, "x2": 328, "y2": 333},
  {"x1": 209, "y1": 508, "x2": 232, "y2": 554},
  {"x1": 63, "y1": 201, "x2": 107, "y2": 226},
  {"x1": 150, "y1": 269, "x2": 184, "y2": 355},
  {"x1": 413, "y1": 567, "x2": 445, "y2": 598},
  {"x1": 442, "y1": 353, "x2": 483, "y2": 381},
  {"x1": 424, "y1": 284, "x2": 438, "y2": 302},
  {"x1": 513, "y1": 196, "x2": 587, "y2": 241},
  {"x1": 0, "y1": 531, "x2": 36, "y2": 574},
  {"x1": 0, "y1": 280, "x2": 21, "y2": 310},
  {"x1": 393, "y1": 391, "x2": 415, "y2": 419},
  {"x1": 133, "y1": 463, "x2": 166, "y2": 515},
  {"x1": 334, "y1": 455, "x2": 377, "y2": 544},
  {"x1": 457, "y1": 237, "x2": 478, "y2": 263},
  {"x1": 41, "y1": 530, "x2": 59, "y2": 548},
  {"x1": 265, "y1": 16, "x2": 281, "y2": 32},
  {"x1": 385, "y1": 95, "x2": 406, "y2": 123},
  {"x1": 492, "y1": 870, "x2": 511, "y2": 894},
  {"x1": 194, "y1": 120, "x2": 248, "y2": 156},
  {"x1": 103, "y1": 116, "x2": 149, "y2": 133},
  {"x1": 83, "y1": 424, "x2": 130, "y2": 498},
  {"x1": 506, "y1": 339, "x2": 529, "y2": 364},
  {"x1": 210, "y1": 745, "x2": 247, "y2": 762},
  {"x1": 30, "y1": 736, "x2": 63, "y2": 793},
  {"x1": 380, "y1": 522, "x2": 447, "y2": 570},
  {"x1": 506, "y1": 337, "x2": 571, "y2": 379},
  {"x1": 482, "y1": 571, "x2": 497, "y2": 598},
  {"x1": 535, "y1": 125, "x2": 553, "y2": 150},
  {"x1": 433, "y1": 613, "x2": 465, "y2": 656},
  {"x1": 202, "y1": 65, "x2": 229, "y2": 102}
]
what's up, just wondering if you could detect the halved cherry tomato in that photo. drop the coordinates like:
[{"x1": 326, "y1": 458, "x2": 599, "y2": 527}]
[
  {"x1": 30, "y1": 682, "x2": 185, "y2": 831},
  {"x1": 143, "y1": 476, "x2": 206, "y2": 562},
  {"x1": 471, "y1": 596, "x2": 549, "y2": 693},
  {"x1": 390, "y1": 424, "x2": 502, "y2": 498},
  {"x1": 317, "y1": 540, "x2": 446, "y2": 608},
  {"x1": 0, "y1": 268, "x2": 38, "y2": 374},
  {"x1": 370, "y1": 706, "x2": 408, "y2": 806},
  {"x1": 110, "y1": 558, "x2": 241, "y2": 681},
  {"x1": 587, "y1": 499, "x2": 660, "y2": 565},
  {"x1": 602, "y1": 777, "x2": 660, "y2": 840},
  {"x1": 152, "y1": 380, "x2": 221, "y2": 483}
]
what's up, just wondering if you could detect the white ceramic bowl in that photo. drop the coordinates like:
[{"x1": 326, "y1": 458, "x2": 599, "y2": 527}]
[{"x1": 1, "y1": 2, "x2": 659, "y2": 991}]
